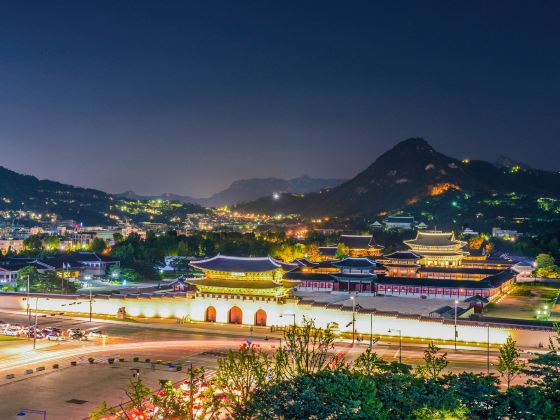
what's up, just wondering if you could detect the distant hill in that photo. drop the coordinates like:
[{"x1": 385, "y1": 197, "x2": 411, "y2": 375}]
[
  {"x1": 0, "y1": 166, "x2": 205, "y2": 225},
  {"x1": 118, "y1": 176, "x2": 346, "y2": 207},
  {"x1": 236, "y1": 138, "x2": 560, "y2": 217},
  {"x1": 494, "y1": 155, "x2": 533, "y2": 170}
]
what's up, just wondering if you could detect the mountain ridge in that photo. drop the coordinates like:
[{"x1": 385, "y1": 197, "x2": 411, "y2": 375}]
[
  {"x1": 0, "y1": 166, "x2": 205, "y2": 225},
  {"x1": 235, "y1": 138, "x2": 560, "y2": 217},
  {"x1": 117, "y1": 175, "x2": 346, "y2": 207}
]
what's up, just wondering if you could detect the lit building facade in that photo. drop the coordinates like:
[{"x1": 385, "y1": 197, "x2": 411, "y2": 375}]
[
  {"x1": 339, "y1": 235, "x2": 384, "y2": 258},
  {"x1": 404, "y1": 231, "x2": 467, "y2": 267}
]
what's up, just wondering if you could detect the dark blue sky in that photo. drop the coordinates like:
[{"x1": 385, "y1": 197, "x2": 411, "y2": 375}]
[{"x1": 0, "y1": 1, "x2": 559, "y2": 196}]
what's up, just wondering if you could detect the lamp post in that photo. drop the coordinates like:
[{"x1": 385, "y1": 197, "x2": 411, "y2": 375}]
[
  {"x1": 388, "y1": 329, "x2": 402, "y2": 363},
  {"x1": 350, "y1": 295, "x2": 356, "y2": 345},
  {"x1": 33, "y1": 297, "x2": 40, "y2": 350},
  {"x1": 369, "y1": 312, "x2": 373, "y2": 348},
  {"x1": 89, "y1": 289, "x2": 94, "y2": 322},
  {"x1": 186, "y1": 361, "x2": 194, "y2": 420},
  {"x1": 486, "y1": 324, "x2": 490, "y2": 374},
  {"x1": 27, "y1": 275, "x2": 31, "y2": 325},
  {"x1": 454, "y1": 299, "x2": 459, "y2": 350},
  {"x1": 280, "y1": 313, "x2": 296, "y2": 327},
  {"x1": 17, "y1": 408, "x2": 47, "y2": 420}
]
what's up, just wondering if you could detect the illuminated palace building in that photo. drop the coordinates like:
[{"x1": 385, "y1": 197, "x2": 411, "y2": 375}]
[
  {"x1": 318, "y1": 235, "x2": 383, "y2": 260},
  {"x1": 289, "y1": 231, "x2": 515, "y2": 300},
  {"x1": 185, "y1": 255, "x2": 300, "y2": 325}
]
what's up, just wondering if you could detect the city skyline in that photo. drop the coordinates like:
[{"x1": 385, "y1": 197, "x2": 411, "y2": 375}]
[{"x1": 1, "y1": 1, "x2": 559, "y2": 197}]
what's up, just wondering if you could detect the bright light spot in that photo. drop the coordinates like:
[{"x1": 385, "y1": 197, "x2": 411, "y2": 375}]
[{"x1": 272, "y1": 193, "x2": 280, "y2": 200}]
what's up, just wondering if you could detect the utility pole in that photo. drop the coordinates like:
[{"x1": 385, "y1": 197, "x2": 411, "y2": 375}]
[
  {"x1": 89, "y1": 289, "x2": 93, "y2": 322},
  {"x1": 388, "y1": 329, "x2": 402, "y2": 363},
  {"x1": 454, "y1": 299, "x2": 458, "y2": 350},
  {"x1": 350, "y1": 295, "x2": 356, "y2": 344},
  {"x1": 33, "y1": 297, "x2": 39, "y2": 350},
  {"x1": 487, "y1": 324, "x2": 490, "y2": 373},
  {"x1": 27, "y1": 275, "x2": 31, "y2": 328},
  {"x1": 369, "y1": 312, "x2": 373, "y2": 348},
  {"x1": 188, "y1": 362, "x2": 194, "y2": 420}
]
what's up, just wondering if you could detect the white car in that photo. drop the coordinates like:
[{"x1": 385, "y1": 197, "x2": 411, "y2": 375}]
[
  {"x1": 3, "y1": 328, "x2": 21, "y2": 336},
  {"x1": 47, "y1": 334, "x2": 65, "y2": 341},
  {"x1": 87, "y1": 330, "x2": 108, "y2": 339},
  {"x1": 67, "y1": 328, "x2": 83, "y2": 336}
]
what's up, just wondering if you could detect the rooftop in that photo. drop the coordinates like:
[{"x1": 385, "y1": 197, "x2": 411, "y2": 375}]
[
  {"x1": 333, "y1": 257, "x2": 376, "y2": 269},
  {"x1": 190, "y1": 255, "x2": 297, "y2": 273},
  {"x1": 404, "y1": 231, "x2": 466, "y2": 248},
  {"x1": 339, "y1": 235, "x2": 382, "y2": 249},
  {"x1": 384, "y1": 251, "x2": 422, "y2": 260}
]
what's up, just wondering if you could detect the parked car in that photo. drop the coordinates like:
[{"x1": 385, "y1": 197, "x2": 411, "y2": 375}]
[
  {"x1": 46, "y1": 333, "x2": 65, "y2": 341},
  {"x1": 87, "y1": 330, "x2": 108, "y2": 339},
  {"x1": 44, "y1": 327, "x2": 62, "y2": 336},
  {"x1": 70, "y1": 333, "x2": 87, "y2": 341},
  {"x1": 26, "y1": 331, "x2": 45, "y2": 339},
  {"x1": 3, "y1": 328, "x2": 21, "y2": 336},
  {"x1": 67, "y1": 328, "x2": 83, "y2": 336}
]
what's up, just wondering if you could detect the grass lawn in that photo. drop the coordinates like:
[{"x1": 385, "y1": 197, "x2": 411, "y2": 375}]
[
  {"x1": 0, "y1": 336, "x2": 24, "y2": 341},
  {"x1": 484, "y1": 284, "x2": 560, "y2": 321}
]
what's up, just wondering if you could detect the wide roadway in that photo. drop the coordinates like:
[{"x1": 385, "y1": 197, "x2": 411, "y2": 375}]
[{"x1": 0, "y1": 310, "x2": 526, "y2": 419}]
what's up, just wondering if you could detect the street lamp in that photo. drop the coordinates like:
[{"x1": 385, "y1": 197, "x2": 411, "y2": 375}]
[
  {"x1": 369, "y1": 312, "x2": 374, "y2": 348},
  {"x1": 185, "y1": 361, "x2": 194, "y2": 419},
  {"x1": 388, "y1": 329, "x2": 402, "y2": 363},
  {"x1": 454, "y1": 299, "x2": 459, "y2": 350},
  {"x1": 17, "y1": 408, "x2": 47, "y2": 420},
  {"x1": 280, "y1": 313, "x2": 296, "y2": 327},
  {"x1": 486, "y1": 324, "x2": 490, "y2": 374},
  {"x1": 26, "y1": 275, "x2": 31, "y2": 327},
  {"x1": 350, "y1": 295, "x2": 356, "y2": 345}
]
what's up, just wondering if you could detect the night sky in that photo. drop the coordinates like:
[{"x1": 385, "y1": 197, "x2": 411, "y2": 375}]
[{"x1": 0, "y1": 1, "x2": 559, "y2": 197}]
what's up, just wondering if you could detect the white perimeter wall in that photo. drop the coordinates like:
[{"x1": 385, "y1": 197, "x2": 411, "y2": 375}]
[{"x1": 0, "y1": 294, "x2": 553, "y2": 348}]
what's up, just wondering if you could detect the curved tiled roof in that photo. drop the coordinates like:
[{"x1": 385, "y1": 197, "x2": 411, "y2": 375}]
[
  {"x1": 333, "y1": 257, "x2": 376, "y2": 268},
  {"x1": 376, "y1": 269, "x2": 514, "y2": 289},
  {"x1": 384, "y1": 251, "x2": 421, "y2": 260},
  {"x1": 405, "y1": 231, "x2": 466, "y2": 248},
  {"x1": 186, "y1": 278, "x2": 282, "y2": 289},
  {"x1": 318, "y1": 247, "x2": 337, "y2": 256},
  {"x1": 189, "y1": 255, "x2": 297, "y2": 273},
  {"x1": 339, "y1": 235, "x2": 383, "y2": 249}
]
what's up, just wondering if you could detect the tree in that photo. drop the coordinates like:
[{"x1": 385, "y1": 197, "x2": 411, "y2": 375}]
[
  {"x1": 16, "y1": 266, "x2": 76, "y2": 293},
  {"x1": 502, "y1": 385, "x2": 556, "y2": 419},
  {"x1": 275, "y1": 317, "x2": 342, "y2": 380},
  {"x1": 151, "y1": 379, "x2": 198, "y2": 420},
  {"x1": 213, "y1": 344, "x2": 272, "y2": 415},
  {"x1": 306, "y1": 243, "x2": 320, "y2": 261},
  {"x1": 113, "y1": 232, "x2": 124, "y2": 244},
  {"x1": 43, "y1": 235, "x2": 60, "y2": 251},
  {"x1": 353, "y1": 347, "x2": 391, "y2": 374},
  {"x1": 524, "y1": 322, "x2": 560, "y2": 411},
  {"x1": 335, "y1": 243, "x2": 349, "y2": 259},
  {"x1": 497, "y1": 336, "x2": 525, "y2": 388},
  {"x1": 415, "y1": 342, "x2": 448, "y2": 380},
  {"x1": 534, "y1": 253, "x2": 560, "y2": 278},
  {"x1": 89, "y1": 237, "x2": 108, "y2": 254},
  {"x1": 23, "y1": 234, "x2": 43, "y2": 250},
  {"x1": 88, "y1": 401, "x2": 110, "y2": 420},
  {"x1": 16, "y1": 266, "x2": 41, "y2": 291},
  {"x1": 237, "y1": 371, "x2": 387, "y2": 419},
  {"x1": 412, "y1": 404, "x2": 468, "y2": 420},
  {"x1": 443, "y1": 372, "x2": 504, "y2": 418},
  {"x1": 535, "y1": 253, "x2": 555, "y2": 269},
  {"x1": 89, "y1": 371, "x2": 212, "y2": 420}
]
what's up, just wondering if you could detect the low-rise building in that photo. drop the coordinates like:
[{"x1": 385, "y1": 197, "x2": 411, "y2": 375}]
[{"x1": 384, "y1": 216, "x2": 415, "y2": 230}]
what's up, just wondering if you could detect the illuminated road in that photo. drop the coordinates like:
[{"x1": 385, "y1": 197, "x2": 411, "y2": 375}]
[
  {"x1": 0, "y1": 310, "x2": 511, "y2": 376},
  {"x1": 0, "y1": 310, "x2": 536, "y2": 419}
]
